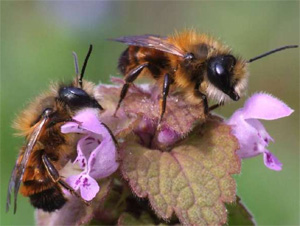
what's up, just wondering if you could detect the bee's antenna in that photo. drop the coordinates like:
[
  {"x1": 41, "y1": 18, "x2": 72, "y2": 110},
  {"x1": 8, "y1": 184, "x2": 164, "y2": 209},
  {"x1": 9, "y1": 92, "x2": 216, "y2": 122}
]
[
  {"x1": 248, "y1": 45, "x2": 298, "y2": 63},
  {"x1": 72, "y1": 52, "x2": 80, "y2": 87},
  {"x1": 79, "y1": 44, "x2": 93, "y2": 88}
]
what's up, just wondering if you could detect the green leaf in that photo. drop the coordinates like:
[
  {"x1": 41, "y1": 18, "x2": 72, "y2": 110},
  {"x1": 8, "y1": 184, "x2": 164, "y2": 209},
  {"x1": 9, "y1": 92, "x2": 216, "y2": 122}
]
[
  {"x1": 121, "y1": 118, "x2": 241, "y2": 225},
  {"x1": 118, "y1": 212, "x2": 156, "y2": 225},
  {"x1": 226, "y1": 196, "x2": 256, "y2": 226}
]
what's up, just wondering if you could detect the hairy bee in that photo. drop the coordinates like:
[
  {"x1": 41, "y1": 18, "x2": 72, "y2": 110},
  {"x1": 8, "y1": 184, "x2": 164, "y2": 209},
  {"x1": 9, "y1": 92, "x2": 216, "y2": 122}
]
[
  {"x1": 111, "y1": 30, "x2": 298, "y2": 122},
  {"x1": 6, "y1": 45, "x2": 104, "y2": 213}
]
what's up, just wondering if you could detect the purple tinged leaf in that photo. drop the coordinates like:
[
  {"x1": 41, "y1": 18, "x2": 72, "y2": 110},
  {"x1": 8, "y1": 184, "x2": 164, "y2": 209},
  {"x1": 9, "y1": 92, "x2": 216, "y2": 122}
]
[
  {"x1": 100, "y1": 77, "x2": 207, "y2": 138},
  {"x1": 121, "y1": 118, "x2": 240, "y2": 225},
  {"x1": 94, "y1": 83, "x2": 143, "y2": 139}
]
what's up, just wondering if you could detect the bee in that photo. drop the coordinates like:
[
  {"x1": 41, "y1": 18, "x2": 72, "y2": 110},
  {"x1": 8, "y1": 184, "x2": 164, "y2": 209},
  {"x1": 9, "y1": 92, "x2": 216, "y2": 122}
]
[
  {"x1": 111, "y1": 30, "x2": 298, "y2": 123},
  {"x1": 6, "y1": 45, "x2": 104, "y2": 213}
]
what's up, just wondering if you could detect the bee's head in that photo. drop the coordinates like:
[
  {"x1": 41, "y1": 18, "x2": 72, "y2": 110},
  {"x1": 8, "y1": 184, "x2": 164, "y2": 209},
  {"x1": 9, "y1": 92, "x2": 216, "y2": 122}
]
[
  {"x1": 206, "y1": 54, "x2": 248, "y2": 102},
  {"x1": 59, "y1": 44, "x2": 103, "y2": 111},
  {"x1": 58, "y1": 86, "x2": 103, "y2": 111}
]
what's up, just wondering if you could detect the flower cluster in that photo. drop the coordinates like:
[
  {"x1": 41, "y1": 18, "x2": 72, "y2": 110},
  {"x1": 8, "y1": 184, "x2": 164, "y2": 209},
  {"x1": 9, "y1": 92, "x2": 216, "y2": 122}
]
[{"x1": 37, "y1": 80, "x2": 294, "y2": 226}]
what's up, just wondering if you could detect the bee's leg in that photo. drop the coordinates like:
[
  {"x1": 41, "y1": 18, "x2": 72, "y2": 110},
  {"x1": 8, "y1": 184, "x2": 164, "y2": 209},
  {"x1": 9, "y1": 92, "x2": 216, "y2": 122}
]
[
  {"x1": 101, "y1": 122, "x2": 118, "y2": 147},
  {"x1": 158, "y1": 73, "x2": 172, "y2": 125},
  {"x1": 208, "y1": 101, "x2": 224, "y2": 112},
  {"x1": 41, "y1": 154, "x2": 90, "y2": 206},
  {"x1": 114, "y1": 62, "x2": 149, "y2": 116},
  {"x1": 194, "y1": 83, "x2": 209, "y2": 114}
]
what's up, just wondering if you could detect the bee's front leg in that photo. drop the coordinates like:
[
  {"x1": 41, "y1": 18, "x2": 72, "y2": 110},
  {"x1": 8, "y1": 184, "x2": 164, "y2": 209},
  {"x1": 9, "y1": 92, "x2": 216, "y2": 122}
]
[
  {"x1": 208, "y1": 101, "x2": 225, "y2": 112},
  {"x1": 194, "y1": 82, "x2": 209, "y2": 115},
  {"x1": 41, "y1": 154, "x2": 90, "y2": 206}
]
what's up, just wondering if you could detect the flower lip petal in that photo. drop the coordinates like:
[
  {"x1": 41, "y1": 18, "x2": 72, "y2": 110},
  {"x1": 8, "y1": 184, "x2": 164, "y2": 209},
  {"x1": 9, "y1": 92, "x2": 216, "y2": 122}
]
[
  {"x1": 242, "y1": 93, "x2": 294, "y2": 120},
  {"x1": 66, "y1": 174, "x2": 83, "y2": 191},
  {"x1": 263, "y1": 150, "x2": 282, "y2": 171},
  {"x1": 79, "y1": 175, "x2": 100, "y2": 201}
]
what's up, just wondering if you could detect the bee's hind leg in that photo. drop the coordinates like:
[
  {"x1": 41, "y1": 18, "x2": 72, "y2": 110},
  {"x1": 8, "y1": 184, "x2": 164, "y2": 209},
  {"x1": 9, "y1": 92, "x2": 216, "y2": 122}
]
[
  {"x1": 114, "y1": 62, "x2": 149, "y2": 116},
  {"x1": 41, "y1": 154, "x2": 90, "y2": 206}
]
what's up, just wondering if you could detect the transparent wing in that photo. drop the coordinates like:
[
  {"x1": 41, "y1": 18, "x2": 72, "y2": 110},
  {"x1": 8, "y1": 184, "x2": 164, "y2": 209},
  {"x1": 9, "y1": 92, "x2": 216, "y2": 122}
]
[
  {"x1": 6, "y1": 161, "x2": 18, "y2": 213},
  {"x1": 110, "y1": 34, "x2": 186, "y2": 57},
  {"x1": 6, "y1": 117, "x2": 48, "y2": 213}
]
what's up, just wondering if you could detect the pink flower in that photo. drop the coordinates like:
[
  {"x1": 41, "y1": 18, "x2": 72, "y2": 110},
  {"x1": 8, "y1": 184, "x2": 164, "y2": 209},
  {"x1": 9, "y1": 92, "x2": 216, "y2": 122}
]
[
  {"x1": 227, "y1": 93, "x2": 294, "y2": 171},
  {"x1": 61, "y1": 109, "x2": 119, "y2": 201}
]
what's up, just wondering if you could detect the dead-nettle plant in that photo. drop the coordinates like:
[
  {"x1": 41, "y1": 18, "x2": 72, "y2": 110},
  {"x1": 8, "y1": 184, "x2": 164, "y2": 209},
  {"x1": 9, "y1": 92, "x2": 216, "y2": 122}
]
[{"x1": 36, "y1": 78, "x2": 293, "y2": 226}]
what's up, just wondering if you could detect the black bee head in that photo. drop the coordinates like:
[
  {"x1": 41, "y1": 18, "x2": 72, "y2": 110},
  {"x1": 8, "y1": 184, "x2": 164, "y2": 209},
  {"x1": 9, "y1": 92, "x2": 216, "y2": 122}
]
[
  {"x1": 207, "y1": 55, "x2": 240, "y2": 101},
  {"x1": 58, "y1": 86, "x2": 103, "y2": 110}
]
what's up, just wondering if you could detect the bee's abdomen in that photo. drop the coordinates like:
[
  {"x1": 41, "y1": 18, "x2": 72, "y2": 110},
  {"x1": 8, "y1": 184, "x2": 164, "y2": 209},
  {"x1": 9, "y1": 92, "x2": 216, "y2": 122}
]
[
  {"x1": 118, "y1": 47, "x2": 131, "y2": 75},
  {"x1": 118, "y1": 46, "x2": 170, "y2": 78},
  {"x1": 29, "y1": 186, "x2": 67, "y2": 212}
]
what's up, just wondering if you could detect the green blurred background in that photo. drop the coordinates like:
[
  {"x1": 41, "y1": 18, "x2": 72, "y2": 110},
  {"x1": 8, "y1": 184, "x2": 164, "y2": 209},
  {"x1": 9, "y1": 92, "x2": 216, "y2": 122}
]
[{"x1": 1, "y1": 1, "x2": 299, "y2": 225}]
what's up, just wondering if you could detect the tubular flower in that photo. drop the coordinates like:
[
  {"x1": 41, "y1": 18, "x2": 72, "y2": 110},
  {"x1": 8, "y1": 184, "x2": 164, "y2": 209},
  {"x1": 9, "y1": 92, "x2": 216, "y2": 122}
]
[
  {"x1": 227, "y1": 93, "x2": 294, "y2": 171},
  {"x1": 61, "y1": 108, "x2": 119, "y2": 201}
]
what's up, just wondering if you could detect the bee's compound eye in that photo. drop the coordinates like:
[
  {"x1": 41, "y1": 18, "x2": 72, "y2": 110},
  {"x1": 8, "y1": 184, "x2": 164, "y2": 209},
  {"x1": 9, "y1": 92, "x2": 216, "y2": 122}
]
[
  {"x1": 59, "y1": 87, "x2": 91, "y2": 109},
  {"x1": 59, "y1": 86, "x2": 103, "y2": 110},
  {"x1": 215, "y1": 64, "x2": 225, "y2": 75}
]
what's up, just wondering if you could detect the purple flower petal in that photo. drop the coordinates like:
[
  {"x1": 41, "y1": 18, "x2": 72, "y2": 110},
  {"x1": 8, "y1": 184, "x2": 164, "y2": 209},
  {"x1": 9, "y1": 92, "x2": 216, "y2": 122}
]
[
  {"x1": 263, "y1": 150, "x2": 282, "y2": 171},
  {"x1": 246, "y1": 119, "x2": 274, "y2": 143},
  {"x1": 61, "y1": 109, "x2": 111, "y2": 140},
  {"x1": 87, "y1": 139, "x2": 119, "y2": 179},
  {"x1": 74, "y1": 135, "x2": 102, "y2": 169},
  {"x1": 232, "y1": 118, "x2": 265, "y2": 158},
  {"x1": 73, "y1": 109, "x2": 109, "y2": 136},
  {"x1": 242, "y1": 93, "x2": 294, "y2": 120},
  {"x1": 157, "y1": 127, "x2": 180, "y2": 146},
  {"x1": 61, "y1": 121, "x2": 85, "y2": 134},
  {"x1": 66, "y1": 174, "x2": 84, "y2": 191},
  {"x1": 79, "y1": 175, "x2": 100, "y2": 201},
  {"x1": 66, "y1": 174, "x2": 100, "y2": 201}
]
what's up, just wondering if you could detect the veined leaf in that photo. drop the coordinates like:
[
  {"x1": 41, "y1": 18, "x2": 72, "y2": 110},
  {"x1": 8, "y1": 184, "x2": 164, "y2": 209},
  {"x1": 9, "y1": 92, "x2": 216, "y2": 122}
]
[{"x1": 121, "y1": 119, "x2": 240, "y2": 225}]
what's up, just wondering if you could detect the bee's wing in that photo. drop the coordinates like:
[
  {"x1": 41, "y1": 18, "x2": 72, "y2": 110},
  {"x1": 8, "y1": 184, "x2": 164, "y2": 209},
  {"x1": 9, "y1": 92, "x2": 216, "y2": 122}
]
[
  {"x1": 6, "y1": 117, "x2": 48, "y2": 213},
  {"x1": 6, "y1": 161, "x2": 18, "y2": 213},
  {"x1": 110, "y1": 34, "x2": 186, "y2": 57}
]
